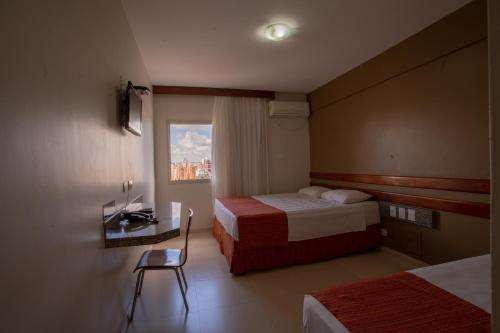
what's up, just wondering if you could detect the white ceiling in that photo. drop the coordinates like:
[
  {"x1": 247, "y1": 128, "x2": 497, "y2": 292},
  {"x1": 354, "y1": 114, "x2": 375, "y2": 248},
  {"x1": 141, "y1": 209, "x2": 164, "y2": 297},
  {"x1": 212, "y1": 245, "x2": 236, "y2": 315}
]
[{"x1": 122, "y1": 0, "x2": 472, "y2": 93}]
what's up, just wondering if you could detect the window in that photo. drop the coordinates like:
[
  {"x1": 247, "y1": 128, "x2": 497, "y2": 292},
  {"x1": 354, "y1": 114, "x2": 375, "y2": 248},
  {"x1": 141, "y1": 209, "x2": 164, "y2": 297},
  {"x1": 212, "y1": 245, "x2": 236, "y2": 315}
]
[{"x1": 169, "y1": 123, "x2": 213, "y2": 182}]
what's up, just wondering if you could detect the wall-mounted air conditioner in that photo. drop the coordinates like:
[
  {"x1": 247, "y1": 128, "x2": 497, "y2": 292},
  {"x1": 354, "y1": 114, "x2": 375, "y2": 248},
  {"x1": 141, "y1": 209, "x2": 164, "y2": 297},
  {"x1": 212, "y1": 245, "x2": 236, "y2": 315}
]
[{"x1": 269, "y1": 101, "x2": 310, "y2": 118}]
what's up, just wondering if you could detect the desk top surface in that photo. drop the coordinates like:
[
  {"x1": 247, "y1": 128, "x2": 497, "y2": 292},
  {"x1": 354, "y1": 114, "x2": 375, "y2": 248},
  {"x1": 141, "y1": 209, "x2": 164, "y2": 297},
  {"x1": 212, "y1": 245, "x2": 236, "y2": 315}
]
[{"x1": 104, "y1": 202, "x2": 181, "y2": 248}]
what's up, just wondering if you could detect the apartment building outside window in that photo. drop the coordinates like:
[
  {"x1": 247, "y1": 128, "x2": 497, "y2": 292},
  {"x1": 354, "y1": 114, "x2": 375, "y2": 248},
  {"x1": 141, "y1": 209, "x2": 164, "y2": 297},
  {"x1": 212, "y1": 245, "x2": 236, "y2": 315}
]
[{"x1": 168, "y1": 122, "x2": 212, "y2": 182}]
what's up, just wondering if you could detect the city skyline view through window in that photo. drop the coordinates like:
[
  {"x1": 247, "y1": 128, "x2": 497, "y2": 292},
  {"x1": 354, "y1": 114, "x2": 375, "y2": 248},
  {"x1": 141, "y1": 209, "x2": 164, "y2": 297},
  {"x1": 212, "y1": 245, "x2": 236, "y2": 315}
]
[{"x1": 169, "y1": 123, "x2": 212, "y2": 181}]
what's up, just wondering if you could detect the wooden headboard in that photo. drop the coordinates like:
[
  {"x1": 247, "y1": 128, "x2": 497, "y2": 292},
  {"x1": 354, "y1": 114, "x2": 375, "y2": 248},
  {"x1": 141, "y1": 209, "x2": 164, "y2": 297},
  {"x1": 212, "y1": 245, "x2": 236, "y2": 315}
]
[{"x1": 310, "y1": 172, "x2": 490, "y2": 218}]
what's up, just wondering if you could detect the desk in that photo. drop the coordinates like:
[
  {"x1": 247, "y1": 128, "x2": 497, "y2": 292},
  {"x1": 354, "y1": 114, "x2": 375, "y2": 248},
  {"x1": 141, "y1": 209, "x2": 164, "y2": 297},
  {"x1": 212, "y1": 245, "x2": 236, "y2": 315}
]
[{"x1": 104, "y1": 202, "x2": 181, "y2": 248}]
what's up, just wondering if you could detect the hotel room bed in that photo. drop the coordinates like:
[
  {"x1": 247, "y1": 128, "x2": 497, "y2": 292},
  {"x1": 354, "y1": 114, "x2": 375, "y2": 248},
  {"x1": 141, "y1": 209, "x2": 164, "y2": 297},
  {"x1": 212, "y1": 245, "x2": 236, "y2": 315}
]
[
  {"x1": 303, "y1": 255, "x2": 491, "y2": 333},
  {"x1": 213, "y1": 192, "x2": 381, "y2": 274}
]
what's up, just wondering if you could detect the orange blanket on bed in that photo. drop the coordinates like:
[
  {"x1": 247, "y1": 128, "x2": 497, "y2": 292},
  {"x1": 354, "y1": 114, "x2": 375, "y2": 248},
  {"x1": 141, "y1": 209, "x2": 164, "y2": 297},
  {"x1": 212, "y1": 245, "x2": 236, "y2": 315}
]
[
  {"x1": 311, "y1": 272, "x2": 490, "y2": 333},
  {"x1": 217, "y1": 197, "x2": 288, "y2": 250}
]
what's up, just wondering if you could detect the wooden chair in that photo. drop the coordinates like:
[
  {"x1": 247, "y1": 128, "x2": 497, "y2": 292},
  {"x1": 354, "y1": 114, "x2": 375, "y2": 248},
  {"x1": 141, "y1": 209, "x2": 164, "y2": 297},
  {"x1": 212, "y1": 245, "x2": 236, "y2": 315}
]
[{"x1": 128, "y1": 209, "x2": 193, "y2": 321}]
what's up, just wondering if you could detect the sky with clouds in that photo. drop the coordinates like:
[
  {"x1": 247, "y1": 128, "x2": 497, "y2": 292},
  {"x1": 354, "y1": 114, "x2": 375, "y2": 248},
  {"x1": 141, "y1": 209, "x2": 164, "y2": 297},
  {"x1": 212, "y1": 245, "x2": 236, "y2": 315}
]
[{"x1": 170, "y1": 124, "x2": 212, "y2": 163}]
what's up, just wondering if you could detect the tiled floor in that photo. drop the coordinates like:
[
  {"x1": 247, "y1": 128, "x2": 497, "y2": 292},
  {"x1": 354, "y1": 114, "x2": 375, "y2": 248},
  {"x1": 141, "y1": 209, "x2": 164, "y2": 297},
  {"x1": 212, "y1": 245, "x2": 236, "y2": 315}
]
[{"x1": 120, "y1": 231, "x2": 426, "y2": 333}]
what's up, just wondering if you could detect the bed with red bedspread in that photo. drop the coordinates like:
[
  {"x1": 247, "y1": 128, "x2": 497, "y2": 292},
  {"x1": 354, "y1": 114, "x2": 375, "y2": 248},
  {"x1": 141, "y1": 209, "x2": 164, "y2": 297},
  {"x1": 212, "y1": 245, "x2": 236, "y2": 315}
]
[
  {"x1": 303, "y1": 255, "x2": 491, "y2": 333},
  {"x1": 212, "y1": 193, "x2": 381, "y2": 274}
]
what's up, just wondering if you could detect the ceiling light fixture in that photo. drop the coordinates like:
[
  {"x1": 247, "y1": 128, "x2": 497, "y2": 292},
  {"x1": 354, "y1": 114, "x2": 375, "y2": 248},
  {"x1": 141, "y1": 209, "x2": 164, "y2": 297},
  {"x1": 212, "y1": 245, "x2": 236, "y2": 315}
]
[{"x1": 264, "y1": 23, "x2": 291, "y2": 41}]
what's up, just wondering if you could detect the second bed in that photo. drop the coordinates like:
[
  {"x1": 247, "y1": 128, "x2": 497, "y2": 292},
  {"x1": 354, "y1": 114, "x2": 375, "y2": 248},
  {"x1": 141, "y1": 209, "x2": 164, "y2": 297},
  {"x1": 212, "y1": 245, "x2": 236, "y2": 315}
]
[{"x1": 303, "y1": 255, "x2": 491, "y2": 333}]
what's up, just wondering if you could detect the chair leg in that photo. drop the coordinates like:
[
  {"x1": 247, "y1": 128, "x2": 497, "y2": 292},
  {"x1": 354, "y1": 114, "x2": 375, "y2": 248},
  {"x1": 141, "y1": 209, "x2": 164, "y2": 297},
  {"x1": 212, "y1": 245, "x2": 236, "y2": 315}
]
[
  {"x1": 138, "y1": 270, "x2": 145, "y2": 296},
  {"x1": 180, "y1": 266, "x2": 188, "y2": 291},
  {"x1": 174, "y1": 268, "x2": 189, "y2": 311},
  {"x1": 128, "y1": 269, "x2": 144, "y2": 321}
]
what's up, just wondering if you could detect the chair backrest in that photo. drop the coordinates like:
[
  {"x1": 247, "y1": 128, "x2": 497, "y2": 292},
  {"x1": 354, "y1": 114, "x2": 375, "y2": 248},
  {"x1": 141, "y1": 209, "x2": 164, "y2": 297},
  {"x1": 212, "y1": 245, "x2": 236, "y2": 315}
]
[{"x1": 181, "y1": 209, "x2": 193, "y2": 266}]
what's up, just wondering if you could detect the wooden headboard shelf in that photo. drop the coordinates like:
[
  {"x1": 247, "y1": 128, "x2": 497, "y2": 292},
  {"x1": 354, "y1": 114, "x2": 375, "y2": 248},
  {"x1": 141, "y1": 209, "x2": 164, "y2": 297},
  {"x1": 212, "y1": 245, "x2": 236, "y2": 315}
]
[
  {"x1": 311, "y1": 182, "x2": 489, "y2": 218},
  {"x1": 310, "y1": 172, "x2": 490, "y2": 194},
  {"x1": 310, "y1": 172, "x2": 491, "y2": 219}
]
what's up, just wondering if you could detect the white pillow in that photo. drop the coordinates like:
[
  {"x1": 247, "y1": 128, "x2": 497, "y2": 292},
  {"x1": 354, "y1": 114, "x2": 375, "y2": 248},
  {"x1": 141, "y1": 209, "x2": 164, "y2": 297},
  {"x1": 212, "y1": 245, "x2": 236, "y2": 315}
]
[
  {"x1": 298, "y1": 186, "x2": 330, "y2": 198},
  {"x1": 321, "y1": 189, "x2": 371, "y2": 204}
]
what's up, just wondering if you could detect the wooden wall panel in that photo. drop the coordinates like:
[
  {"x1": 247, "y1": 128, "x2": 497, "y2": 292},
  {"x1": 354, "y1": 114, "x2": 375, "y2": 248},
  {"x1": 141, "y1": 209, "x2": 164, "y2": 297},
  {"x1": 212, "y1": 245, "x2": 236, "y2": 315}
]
[
  {"x1": 310, "y1": 172, "x2": 490, "y2": 193},
  {"x1": 153, "y1": 85, "x2": 275, "y2": 99},
  {"x1": 307, "y1": 0, "x2": 489, "y2": 264}
]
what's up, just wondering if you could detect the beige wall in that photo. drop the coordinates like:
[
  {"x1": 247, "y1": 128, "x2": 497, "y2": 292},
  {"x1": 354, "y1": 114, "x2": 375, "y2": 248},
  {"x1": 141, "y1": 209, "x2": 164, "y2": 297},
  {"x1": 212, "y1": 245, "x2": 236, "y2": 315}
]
[
  {"x1": 308, "y1": 0, "x2": 490, "y2": 264},
  {"x1": 488, "y1": 0, "x2": 499, "y2": 330},
  {"x1": 154, "y1": 93, "x2": 310, "y2": 230},
  {"x1": 0, "y1": 1, "x2": 154, "y2": 332},
  {"x1": 270, "y1": 92, "x2": 311, "y2": 193},
  {"x1": 154, "y1": 95, "x2": 215, "y2": 230}
]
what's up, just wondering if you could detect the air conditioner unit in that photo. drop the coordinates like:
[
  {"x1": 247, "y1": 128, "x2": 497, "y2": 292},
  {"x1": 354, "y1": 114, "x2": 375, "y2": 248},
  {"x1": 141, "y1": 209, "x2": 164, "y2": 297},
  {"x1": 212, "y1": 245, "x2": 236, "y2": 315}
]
[{"x1": 269, "y1": 101, "x2": 310, "y2": 118}]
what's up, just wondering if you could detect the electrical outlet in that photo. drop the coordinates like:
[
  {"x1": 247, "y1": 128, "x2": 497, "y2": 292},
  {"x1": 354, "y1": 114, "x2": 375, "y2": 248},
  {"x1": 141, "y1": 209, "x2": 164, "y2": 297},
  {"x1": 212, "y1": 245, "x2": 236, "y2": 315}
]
[
  {"x1": 381, "y1": 228, "x2": 388, "y2": 237},
  {"x1": 398, "y1": 207, "x2": 406, "y2": 219},
  {"x1": 408, "y1": 209, "x2": 416, "y2": 222},
  {"x1": 390, "y1": 205, "x2": 397, "y2": 217}
]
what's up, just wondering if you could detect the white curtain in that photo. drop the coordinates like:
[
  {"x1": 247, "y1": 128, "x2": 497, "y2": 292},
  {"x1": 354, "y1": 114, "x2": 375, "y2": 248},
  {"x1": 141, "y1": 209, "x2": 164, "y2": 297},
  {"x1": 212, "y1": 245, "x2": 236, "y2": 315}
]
[{"x1": 212, "y1": 96, "x2": 270, "y2": 198}]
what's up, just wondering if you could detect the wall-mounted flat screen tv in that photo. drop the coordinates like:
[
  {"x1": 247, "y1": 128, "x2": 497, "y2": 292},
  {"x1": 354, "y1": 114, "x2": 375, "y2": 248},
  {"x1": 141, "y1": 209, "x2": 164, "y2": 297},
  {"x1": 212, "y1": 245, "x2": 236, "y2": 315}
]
[{"x1": 123, "y1": 82, "x2": 142, "y2": 136}]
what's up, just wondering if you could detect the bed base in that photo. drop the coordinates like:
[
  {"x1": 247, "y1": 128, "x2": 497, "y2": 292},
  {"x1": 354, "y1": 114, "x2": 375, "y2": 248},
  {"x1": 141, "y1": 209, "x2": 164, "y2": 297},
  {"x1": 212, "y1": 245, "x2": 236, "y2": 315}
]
[{"x1": 212, "y1": 218, "x2": 381, "y2": 274}]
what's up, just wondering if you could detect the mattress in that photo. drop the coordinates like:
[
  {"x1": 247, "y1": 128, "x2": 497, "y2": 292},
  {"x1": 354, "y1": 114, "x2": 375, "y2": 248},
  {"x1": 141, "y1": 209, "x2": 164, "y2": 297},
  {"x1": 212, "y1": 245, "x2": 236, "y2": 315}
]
[
  {"x1": 303, "y1": 254, "x2": 491, "y2": 333},
  {"x1": 214, "y1": 193, "x2": 380, "y2": 242}
]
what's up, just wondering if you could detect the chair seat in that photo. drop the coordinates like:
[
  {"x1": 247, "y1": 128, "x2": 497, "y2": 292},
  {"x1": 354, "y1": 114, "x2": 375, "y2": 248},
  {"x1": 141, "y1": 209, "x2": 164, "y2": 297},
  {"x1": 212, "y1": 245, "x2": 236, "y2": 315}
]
[{"x1": 134, "y1": 249, "x2": 184, "y2": 271}]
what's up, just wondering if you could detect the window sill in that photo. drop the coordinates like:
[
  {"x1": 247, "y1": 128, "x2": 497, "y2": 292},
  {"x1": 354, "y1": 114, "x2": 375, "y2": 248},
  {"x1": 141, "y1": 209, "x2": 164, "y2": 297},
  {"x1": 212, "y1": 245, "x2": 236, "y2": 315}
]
[{"x1": 169, "y1": 179, "x2": 212, "y2": 185}]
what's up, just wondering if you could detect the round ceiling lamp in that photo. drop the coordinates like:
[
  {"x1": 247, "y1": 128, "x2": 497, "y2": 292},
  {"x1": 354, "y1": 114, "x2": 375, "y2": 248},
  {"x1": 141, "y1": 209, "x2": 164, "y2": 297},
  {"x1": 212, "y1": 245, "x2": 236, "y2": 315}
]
[{"x1": 264, "y1": 23, "x2": 291, "y2": 41}]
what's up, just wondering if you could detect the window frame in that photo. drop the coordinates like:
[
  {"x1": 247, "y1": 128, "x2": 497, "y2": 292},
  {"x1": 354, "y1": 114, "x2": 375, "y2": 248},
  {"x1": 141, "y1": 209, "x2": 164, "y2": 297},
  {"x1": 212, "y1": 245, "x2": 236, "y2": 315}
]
[{"x1": 167, "y1": 120, "x2": 213, "y2": 184}]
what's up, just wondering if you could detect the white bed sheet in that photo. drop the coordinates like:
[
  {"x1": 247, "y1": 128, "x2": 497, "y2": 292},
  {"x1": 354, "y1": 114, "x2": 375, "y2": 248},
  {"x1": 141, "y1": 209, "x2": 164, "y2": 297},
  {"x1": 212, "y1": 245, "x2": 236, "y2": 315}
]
[
  {"x1": 214, "y1": 193, "x2": 380, "y2": 242},
  {"x1": 303, "y1": 254, "x2": 491, "y2": 333}
]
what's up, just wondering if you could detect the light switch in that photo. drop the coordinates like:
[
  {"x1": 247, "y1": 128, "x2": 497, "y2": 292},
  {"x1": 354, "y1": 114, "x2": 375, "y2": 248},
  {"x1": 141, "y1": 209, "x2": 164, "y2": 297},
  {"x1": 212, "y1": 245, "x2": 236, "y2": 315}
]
[
  {"x1": 390, "y1": 205, "x2": 397, "y2": 217},
  {"x1": 408, "y1": 209, "x2": 416, "y2": 222},
  {"x1": 398, "y1": 207, "x2": 406, "y2": 219}
]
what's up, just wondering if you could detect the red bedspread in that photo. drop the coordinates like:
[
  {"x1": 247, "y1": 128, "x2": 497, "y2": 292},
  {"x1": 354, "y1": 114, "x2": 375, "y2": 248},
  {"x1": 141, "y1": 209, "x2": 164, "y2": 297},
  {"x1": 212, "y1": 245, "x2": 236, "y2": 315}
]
[
  {"x1": 311, "y1": 272, "x2": 490, "y2": 333},
  {"x1": 217, "y1": 197, "x2": 288, "y2": 250}
]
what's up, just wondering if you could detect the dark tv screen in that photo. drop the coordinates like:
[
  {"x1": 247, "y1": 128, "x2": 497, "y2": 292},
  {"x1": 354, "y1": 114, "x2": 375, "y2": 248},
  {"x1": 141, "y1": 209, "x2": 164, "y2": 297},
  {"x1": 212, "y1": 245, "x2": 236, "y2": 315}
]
[{"x1": 125, "y1": 87, "x2": 142, "y2": 136}]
